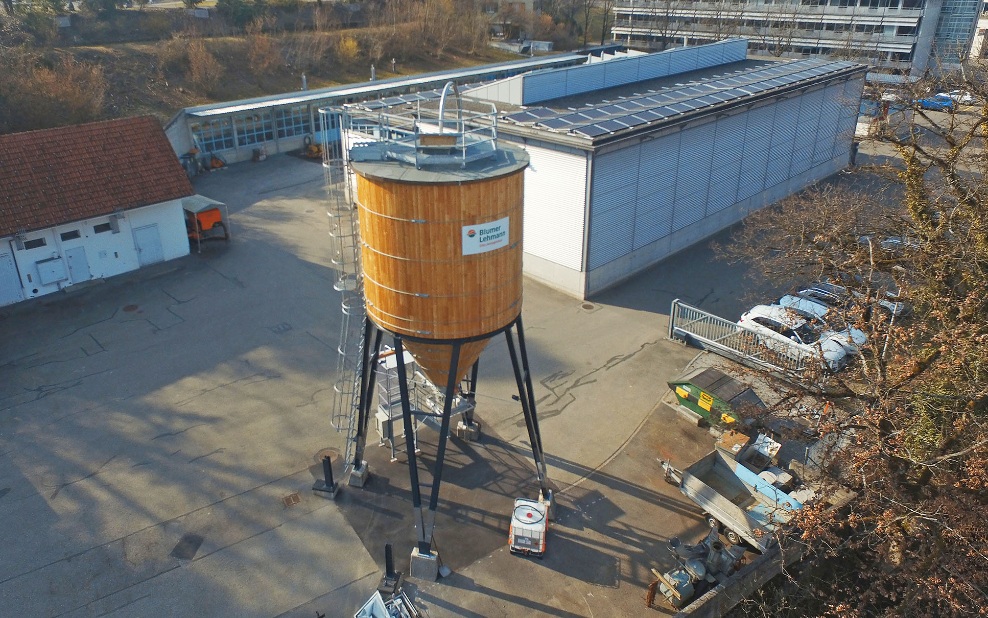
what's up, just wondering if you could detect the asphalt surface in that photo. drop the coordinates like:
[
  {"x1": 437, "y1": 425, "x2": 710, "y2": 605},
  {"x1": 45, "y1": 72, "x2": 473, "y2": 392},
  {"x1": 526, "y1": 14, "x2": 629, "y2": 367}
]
[{"x1": 0, "y1": 153, "x2": 771, "y2": 617}]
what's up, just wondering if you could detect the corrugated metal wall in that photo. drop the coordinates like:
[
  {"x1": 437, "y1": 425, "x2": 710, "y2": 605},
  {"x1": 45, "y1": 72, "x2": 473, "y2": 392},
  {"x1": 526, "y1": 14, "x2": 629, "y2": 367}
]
[
  {"x1": 522, "y1": 39, "x2": 748, "y2": 105},
  {"x1": 523, "y1": 143, "x2": 588, "y2": 271},
  {"x1": 586, "y1": 79, "x2": 858, "y2": 279}
]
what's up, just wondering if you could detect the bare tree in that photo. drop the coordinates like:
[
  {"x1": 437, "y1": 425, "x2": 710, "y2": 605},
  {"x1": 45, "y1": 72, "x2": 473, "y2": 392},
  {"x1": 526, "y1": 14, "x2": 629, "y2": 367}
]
[{"x1": 718, "y1": 66, "x2": 988, "y2": 617}]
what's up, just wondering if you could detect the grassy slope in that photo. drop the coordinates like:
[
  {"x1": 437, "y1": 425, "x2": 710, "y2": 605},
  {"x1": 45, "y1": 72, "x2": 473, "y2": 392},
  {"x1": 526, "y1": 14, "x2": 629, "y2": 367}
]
[{"x1": 63, "y1": 34, "x2": 519, "y2": 124}]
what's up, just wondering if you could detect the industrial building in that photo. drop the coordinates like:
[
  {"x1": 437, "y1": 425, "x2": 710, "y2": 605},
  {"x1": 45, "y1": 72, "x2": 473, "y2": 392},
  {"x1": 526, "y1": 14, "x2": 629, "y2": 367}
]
[
  {"x1": 611, "y1": 0, "x2": 981, "y2": 77},
  {"x1": 456, "y1": 39, "x2": 866, "y2": 298},
  {"x1": 0, "y1": 117, "x2": 194, "y2": 307},
  {"x1": 161, "y1": 40, "x2": 865, "y2": 300},
  {"x1": 164, "y1": 53, "x2": 595, "y2": 166}
]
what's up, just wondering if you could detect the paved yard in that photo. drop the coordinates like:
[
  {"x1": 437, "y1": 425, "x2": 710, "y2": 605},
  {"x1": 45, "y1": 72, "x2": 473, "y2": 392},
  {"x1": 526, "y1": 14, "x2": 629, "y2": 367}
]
[{"x1": 0, "y1": 154, "x2": 767, "y2": 617}]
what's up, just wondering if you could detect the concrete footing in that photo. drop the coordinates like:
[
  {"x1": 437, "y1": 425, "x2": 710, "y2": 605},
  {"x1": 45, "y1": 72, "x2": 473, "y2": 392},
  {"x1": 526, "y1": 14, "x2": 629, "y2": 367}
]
[
  {"x1": 454, "y1": 420, "x2": 481, "y2": 441},
  {"x1": 311, "y1": 479, "x2": 340, "y2": 499},
  {"x1": 409, "y1": 548, "x2": 440, "y2": 581},
  {"x1": 348, "y1": 462, "x2": 369, "y2": 487}
]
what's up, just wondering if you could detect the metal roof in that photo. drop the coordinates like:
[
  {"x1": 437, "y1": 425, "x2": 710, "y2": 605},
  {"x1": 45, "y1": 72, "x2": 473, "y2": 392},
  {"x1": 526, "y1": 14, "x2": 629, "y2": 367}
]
[
  {"x1": 501, "y1": 59, "x2": 861, "y2": 141},
  {"x1": 184, "y1": 53, "x2": 588, "y2": 118}
]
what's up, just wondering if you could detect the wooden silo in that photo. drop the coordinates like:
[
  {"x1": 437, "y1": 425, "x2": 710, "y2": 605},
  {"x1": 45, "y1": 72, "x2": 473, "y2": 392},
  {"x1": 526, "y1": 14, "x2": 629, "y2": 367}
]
[{"x1": 350, "y1": 147, "x2": 529, "y2": 387}]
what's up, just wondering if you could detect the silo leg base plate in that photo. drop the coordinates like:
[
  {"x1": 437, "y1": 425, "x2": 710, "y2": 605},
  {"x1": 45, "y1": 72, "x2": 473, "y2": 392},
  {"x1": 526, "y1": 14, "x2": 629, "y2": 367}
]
[
  {"x1": 348, "y1": 462, "x2": 369, "y2": 487},
  {"x1": 311, "y1": 479, "x2": 340, "y2": 499},
  {"x1": 455, "y1": 420, "x2": 481, "y2": 441}
]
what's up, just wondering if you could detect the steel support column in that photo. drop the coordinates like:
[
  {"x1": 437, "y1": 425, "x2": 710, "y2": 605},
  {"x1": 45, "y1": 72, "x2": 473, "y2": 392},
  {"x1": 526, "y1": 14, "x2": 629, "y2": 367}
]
[
  {"x1": 504, "y1": 318, "x2": 550, "y2": 499},
  {"x1": 351, "y1": 323, "x2": 383, "y2": 471}
]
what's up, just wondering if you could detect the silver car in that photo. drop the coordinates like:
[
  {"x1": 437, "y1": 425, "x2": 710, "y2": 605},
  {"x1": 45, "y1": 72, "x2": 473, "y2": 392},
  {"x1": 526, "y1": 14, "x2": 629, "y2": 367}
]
[
  {"x1": 775, "y1": 294, "x2": 868, "y2": 354},
  {"x1": 738, "y1": 304, "x2": 849, "y2": 372}
]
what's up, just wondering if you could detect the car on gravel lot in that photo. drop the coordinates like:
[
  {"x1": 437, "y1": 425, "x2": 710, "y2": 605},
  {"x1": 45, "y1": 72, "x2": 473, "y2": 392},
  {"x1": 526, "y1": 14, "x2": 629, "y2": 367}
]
[
  {"x1": 738, "y1": 304, "x2": 849, "y2": 371},
  {"x1": 936, "y1": 90, "x2": 976, "y2": 105},
  {"x1": 774, "y1": 294, "x2": 867, "y2": 353},
  {"x1": 915, "y1": 94, "x2": 955, "y2": 111},
  {"x1": 797, "y1": 281, "x2": 910, "y2": 319}
]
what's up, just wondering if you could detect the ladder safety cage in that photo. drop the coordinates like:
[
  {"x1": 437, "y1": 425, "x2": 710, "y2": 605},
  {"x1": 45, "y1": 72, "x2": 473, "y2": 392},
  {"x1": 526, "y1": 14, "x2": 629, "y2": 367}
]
[{"x1": 321, "y1": 107, "x2": 366, "y2": 469}]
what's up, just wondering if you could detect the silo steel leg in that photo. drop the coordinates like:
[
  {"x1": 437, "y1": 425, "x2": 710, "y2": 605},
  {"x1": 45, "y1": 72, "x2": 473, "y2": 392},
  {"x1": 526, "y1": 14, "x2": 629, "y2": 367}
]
[
  {"x1": 351, "y1": 324, "x2": 383, "y2": 473},
  {"x1": 504, "y1": 320, "x2": 550, "y2": 499},
  {"x1": 395, "y1": 336, "x2": 462, "y2": 556},
  {"x1": 463, "y1": 359, "x2": 480, "y2": 426}
]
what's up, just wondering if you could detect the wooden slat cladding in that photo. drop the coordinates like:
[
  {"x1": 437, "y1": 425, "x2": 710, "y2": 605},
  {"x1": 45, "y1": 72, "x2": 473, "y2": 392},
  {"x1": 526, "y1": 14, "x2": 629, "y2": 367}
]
[{"x1": 354, "y1": 168, "x2": 526, "y2": 385}]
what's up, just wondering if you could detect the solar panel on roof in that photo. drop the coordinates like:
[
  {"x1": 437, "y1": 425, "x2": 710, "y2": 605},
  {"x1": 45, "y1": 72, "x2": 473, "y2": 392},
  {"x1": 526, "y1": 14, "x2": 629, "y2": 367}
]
[
  {"x1": 694, "y1": 95, "x2": 721, "y2": 106},
  {"x1": 597, "y1": 104, "x2": 628, "y2": 115},
  {"x1": 504, "y1": 110, "x2": 553, "y2": 123},
  {"x1": 579, "y1": 108, "x2": 609, "y2": 119},
  {"x1": 618, "y1": 115, "x2": 648, "y2": 128},
  {"x1": 526, "y1": 107, "x2": 557, "y2": 118},
  {"x1": 635, "y1": 109, "x2": 666, "y2": 121},
  {"x1": 574, "y1": 125, "x2": 611, "y2": 138},
  {"x1": 595, "y1": 119, "x2": 628, "y2": 131},
  {"x1": 363, "y1": 100, "x2": 387, "y2": 109},
  {"x1": 538, "y1": 117, "x2": 574, "y2": 130}
]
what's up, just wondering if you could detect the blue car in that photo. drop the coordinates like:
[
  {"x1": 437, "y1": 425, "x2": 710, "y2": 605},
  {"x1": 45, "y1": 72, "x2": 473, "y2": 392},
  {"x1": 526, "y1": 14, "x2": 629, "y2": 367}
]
[{"x1": 915, "y1": 94, "x2": 955, "y2": 111}]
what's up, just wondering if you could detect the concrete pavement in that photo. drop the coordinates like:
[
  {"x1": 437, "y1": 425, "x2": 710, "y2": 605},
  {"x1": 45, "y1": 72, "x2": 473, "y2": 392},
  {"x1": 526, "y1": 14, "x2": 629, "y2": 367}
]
[{"x1": 0, "y1": 153, "x2": 764, "y2": 617}]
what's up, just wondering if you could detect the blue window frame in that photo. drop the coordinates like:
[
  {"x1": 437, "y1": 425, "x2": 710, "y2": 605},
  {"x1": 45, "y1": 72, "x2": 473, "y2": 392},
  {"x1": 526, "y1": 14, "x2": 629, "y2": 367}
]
[
  {"x1": 236, "y1": 112, "x2": 274, "y2": 146},
  {"x1": 191, "y1": 118, "x2": 235, "y2": 152},
  {"x1": 276, "y1": 106, "x2": 311, "y2": 138}
]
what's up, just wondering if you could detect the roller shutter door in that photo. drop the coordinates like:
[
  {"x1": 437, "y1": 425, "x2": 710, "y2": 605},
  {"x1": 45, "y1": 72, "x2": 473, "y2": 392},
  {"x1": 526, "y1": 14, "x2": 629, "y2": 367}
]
[{"x1": 524, "y1": 144, "x2": 588, "y2": 270}]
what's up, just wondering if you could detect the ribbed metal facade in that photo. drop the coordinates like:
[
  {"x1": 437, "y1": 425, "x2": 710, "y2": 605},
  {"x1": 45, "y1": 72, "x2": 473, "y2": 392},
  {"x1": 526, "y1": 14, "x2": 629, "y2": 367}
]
[{"x1": 585, "y1": 77, "x2": 863, "y2": 281}]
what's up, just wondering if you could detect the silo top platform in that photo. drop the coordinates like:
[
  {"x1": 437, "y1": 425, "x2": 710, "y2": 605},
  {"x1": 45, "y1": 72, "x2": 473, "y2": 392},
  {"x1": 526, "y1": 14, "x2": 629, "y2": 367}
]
[{"x1": 349, "y1": 141, "x2": 529, "y2": 185}]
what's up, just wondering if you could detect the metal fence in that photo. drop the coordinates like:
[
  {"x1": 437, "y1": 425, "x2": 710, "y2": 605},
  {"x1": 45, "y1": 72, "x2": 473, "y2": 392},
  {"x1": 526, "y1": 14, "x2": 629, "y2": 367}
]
[{"x1": 668, "y1": 298, "x2": 809, "y2": 375}]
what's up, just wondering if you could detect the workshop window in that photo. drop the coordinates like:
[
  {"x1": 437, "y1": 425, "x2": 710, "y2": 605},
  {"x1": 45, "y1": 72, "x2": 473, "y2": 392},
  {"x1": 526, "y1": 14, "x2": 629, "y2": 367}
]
[
  {"x1": 236, "y1": 112, "x2": 274, "y2": 146},
  {"x1": 60, "y1": 230, "x2": 81, "y2": 241},
  {"x1": 276, "y1": 106, "x2": 311, "y2": 138},
  {"x1": 24, "y1": 238, "x2": 46, "y2": 249},
  {"x1": 94, "y1": 223, "x2": 112, "y2": 234},
  {"x1": 191, "y1": 118, "x2": 235, "y2": 152}
]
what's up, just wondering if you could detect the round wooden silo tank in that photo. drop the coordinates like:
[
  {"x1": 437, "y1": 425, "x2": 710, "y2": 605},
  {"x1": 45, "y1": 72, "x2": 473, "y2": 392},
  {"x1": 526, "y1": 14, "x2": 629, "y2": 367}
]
[{"x1": 350, "y1": 145, "x2": 529, "y2": 387}]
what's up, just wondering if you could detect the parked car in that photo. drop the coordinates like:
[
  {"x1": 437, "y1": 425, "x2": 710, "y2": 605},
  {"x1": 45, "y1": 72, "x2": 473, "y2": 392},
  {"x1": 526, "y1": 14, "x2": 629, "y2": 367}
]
[
  {"x1": 774, "y1": 294, "x2": 867, "y2": 353},
  {"x1": 915, "y1": 95, "x2": 955, "y2": 111},
  {"x1": 738, "y1": 304, "x2": 849, "y2": 371},
  {"x1": 798, "y1": 280, "x2": 910, "y2": 319},
  {"x1": 936, "y1": 90, "x2": 976, "y2": 105}
]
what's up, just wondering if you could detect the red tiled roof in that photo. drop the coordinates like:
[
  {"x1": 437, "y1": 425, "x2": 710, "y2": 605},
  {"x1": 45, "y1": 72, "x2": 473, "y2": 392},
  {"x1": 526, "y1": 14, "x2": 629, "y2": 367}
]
[{"x1": 0, "y1": 116, "x2": 194, "y2": 237}]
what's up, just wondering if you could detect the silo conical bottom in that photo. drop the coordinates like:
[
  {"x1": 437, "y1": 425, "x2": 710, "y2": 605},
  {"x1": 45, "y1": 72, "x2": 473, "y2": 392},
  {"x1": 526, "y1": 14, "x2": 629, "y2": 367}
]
[{"x1": 404, "y1": 339, "x2": 492, "y2": 391}]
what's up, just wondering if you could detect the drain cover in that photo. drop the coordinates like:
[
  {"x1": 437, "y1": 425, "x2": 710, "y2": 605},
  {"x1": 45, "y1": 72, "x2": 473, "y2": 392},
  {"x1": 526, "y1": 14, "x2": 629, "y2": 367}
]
[
  {"x1": 282, "y1": 492, "x2": 301, "y2": 508},
  {"x1": 170, "y1": 533, "x2": 204, "y2": 560},
  {"x1": 123, "y1": 304, "x2": 139, "y2": 312},
  {"x1": 270, "y1": 322, "x2": 293, "y2": 334},
  {"x1": 315, "y1": 448, "x2": 340, "y2": 464},
  {"x1": 582, "y1": 302, "x2": 596, "y2": 311}
]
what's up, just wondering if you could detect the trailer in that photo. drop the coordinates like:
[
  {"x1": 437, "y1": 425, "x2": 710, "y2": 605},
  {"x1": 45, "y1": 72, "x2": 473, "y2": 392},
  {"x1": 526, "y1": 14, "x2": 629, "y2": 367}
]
[{"x1": 667, "y1": 432, "x2": 804, "y2": 553}]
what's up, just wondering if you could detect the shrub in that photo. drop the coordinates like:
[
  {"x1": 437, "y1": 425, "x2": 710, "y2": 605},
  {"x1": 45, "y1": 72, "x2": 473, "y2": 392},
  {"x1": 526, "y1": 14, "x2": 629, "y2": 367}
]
[
  {"x1": 246, "y1": 17, "x2": 281, "y2": 75},
  {"x1": 156, "y1": 34, "x2": 189, "y2": 75},
  {"x1": 186, "y1": 39, "x2": 223, "y2": 92},
  {"x1": 336, "y1": 34, "x2": 359, "y2": 64},
  {"x1": 216, "y1": 0, "x2": 266, "y2": 29}
]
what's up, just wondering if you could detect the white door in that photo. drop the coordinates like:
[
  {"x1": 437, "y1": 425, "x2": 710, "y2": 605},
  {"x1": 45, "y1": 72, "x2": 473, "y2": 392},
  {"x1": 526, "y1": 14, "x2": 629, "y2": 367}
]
[
  {"x1": 133, "y1": 224, "x2": 164, "y2": 267},
  {"x1": 64, "y1": 246, "x2": 91, "y2": 283},
  {"x1": 0, "y1": 250, "x2": 23, "y2": 306}
]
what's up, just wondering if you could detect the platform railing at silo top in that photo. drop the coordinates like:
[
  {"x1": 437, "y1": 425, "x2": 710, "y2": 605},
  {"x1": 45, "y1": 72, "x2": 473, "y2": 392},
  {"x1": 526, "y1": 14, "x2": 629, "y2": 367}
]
[{"x1": 340, "y1": 81, "x2": 498, "y2": 170}]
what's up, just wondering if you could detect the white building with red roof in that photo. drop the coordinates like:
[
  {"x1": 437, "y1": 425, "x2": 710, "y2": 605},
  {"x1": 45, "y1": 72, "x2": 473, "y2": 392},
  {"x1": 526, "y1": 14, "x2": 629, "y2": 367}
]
[{"x1": 0, "y1": 116, "x2": 195, "y2": 306}]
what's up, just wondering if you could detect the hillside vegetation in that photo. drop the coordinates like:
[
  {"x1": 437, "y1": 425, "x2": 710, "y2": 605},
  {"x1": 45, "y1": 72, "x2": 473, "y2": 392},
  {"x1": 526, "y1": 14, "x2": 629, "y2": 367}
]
[{"x1": 0, "y1": 1, "x2": 524, "y2": 134}]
